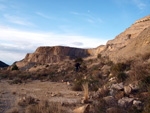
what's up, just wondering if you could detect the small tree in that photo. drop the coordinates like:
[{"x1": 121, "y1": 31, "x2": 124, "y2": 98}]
[
  {"x1": 97, "y1": 54, "x2": 102, "y2": 59},
  {"x1": 74, "y1": 57, "x2": 83, "y2": 63},
  {"x1": 12, "y1": 64, "x2": 19, "y2": 71}
]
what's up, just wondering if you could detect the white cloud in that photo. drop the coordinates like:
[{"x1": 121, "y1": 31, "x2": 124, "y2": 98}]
[
  {"x1": 70, "y1": 11, "x2": 80, "y2": 15},
  {"x1": 70, "y1": 11, "x2": 103, "y2": 24},
  {"x1": 36, "y1": 12, "x2": 53, "y2": 19},
  {"x1": 87, "y1": 19, "x2": 95, "y2": 23},
  {"x1": 72, "y1": 42, "x2": 84, "y2": 46},
  {"x1": 132, "y1": 0, "x2": 147, "y2": 9},
  {"x1": 0, "y1": 26, "x2": 107, "y2": 65},
  {"x1": 4, "y1": 14, "x2": 34, "y2": 26},
  {"x1": 114, "y1": 0, "x2": 148, "y2": 10}
]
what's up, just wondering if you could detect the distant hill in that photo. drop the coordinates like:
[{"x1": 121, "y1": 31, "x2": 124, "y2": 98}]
[
  {"x1": 0, "y1": 61, "x2": 9, "y2": 68},
  {"x1": 14, "y1": 15, "x2": 150, "y2": 69},
  {"x1": 15, "y1": 46, "x2": 92, "y2": 70}
]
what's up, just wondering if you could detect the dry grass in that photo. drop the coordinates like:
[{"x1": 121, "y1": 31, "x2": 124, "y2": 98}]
[
  {"x1": 18, "y1": 96, "x2": 37, "y2": 107},
  {"x1": 6, "y1": 108, "x2": 19, "y2": 113},
  {"x1": 142, "y1": 52, "x2": 150, "y2": 61},
  {"x1": 82, "y1": 82, "x2": 89, "y2": 103},
  {"x1": 98, "y1": 86, "x2": 109, "y2": 97},
  {"x1": 25, "y1": 101, "x2": 64, "y2": 113},
  {"x1": 129, "y1": 61, "x2": 149, "y2": 81}
]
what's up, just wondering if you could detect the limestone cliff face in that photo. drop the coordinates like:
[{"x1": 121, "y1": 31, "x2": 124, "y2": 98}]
[
  {"x1": 96, "y1": 15, "x2": 150, "y2": 62},
  {"x1": 16, "y1": 46, "x2": 91, "y2": 69}
]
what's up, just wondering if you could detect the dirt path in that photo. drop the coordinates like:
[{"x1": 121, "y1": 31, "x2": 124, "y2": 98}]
[
  {"x1": 0, "y1": 80, "x2": 83, "y2": 113},
  {"x1": 0, "y1": 81, "x2": 16, "y2": 113}
]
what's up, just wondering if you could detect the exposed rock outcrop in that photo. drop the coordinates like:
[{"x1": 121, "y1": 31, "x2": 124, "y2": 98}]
[
  {"x1": 15, "y1": 15, "x2": 150, "y2": 69},
  {"x1": 96, "y1": 15, "x2": 150, "y2": 62},
  {"x1": 16, "y1": 46, "x2": 92, "y2": 69}
]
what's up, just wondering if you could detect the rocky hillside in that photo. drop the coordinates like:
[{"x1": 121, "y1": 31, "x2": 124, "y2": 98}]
[
  {"x1": 15, "y1": 15, "x2": 150, "y2": 69},
  {"x1": 0, "y1": 61, "x2": 9, "y2": 68},
  {"x1": 16, "y1": 46, "x2": 92, "y2": 69},
  {"x1": 97, "y1": 15, "x2": 150, "y2": 62}
]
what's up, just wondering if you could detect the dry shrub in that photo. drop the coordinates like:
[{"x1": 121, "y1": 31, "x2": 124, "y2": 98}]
[
  {"x1": 18, "y1": 96, "x2": 37, "y2": 107},
  {"x1": 92, "y1": 98, "x2": 107, "y2": 113},
  {"x1": 11, "y1": 78, "x2": 22, "y2": 84},
  {"x1": 6, "y1": 108, "x2": 19, "y2": 113},
  {"x1": 82, "y1": 82, "x2": 89, "y2": 103},
  {"x1": 72, "y1": 79, "x2": 83, "y2": 91},
  {"x1": 117, "y1": 72, "x2": 128, "y2": 82},
  {"x1": 72, "y1": 74, "x2": 86, "y2": 91},
  {"x1": 142, "y1": 52, "x2": 150, "y2": 61},
  {"x1": 92, "y1": 70, "x2": 102, "y2": 79},
  {"x1": 129, "y1": 61, "x2": 149, "y2": 81},
  {"x1": 111, "y1": 63, "x2": 128, "y2": 76},
  {"x1": 98, "y1": 86, "x2": 109, "y2": 97},
  {"x1": 25, "y1": 101, "x2": 63, "y2": 113}
]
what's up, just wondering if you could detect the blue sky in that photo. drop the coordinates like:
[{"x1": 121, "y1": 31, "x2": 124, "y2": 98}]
[{"x1": 0, "y1": 0, "x2": 150, "y2": 64}]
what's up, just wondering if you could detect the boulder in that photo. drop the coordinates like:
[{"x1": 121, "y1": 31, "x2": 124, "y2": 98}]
[
  {"x1": 129, "y1": 83, "x2": 139, "y2": 91},
  {"x1": 73, "y1": 104, "x2": 90, "y2": 113},
  {"x1": 118, "y1": 97, "x2": 134, "y2": 108},
  {"x1": 106, "y1": 107, "x2": 126, "y2": 113},
  {"x1": 67, "y1": 81, "x2": 71, "y2": 86},
  {"x1": 124, "y1": 86, "x2": 132, "y2": 95},
  {"x1": 109, "y1": 77, "x2": 117, "y2": 83},
  {"x1": 111, "y1": 82, "x2": 124, "y2": 90},
  {"x1": 103, "y1": 96, "x2": 116, "y2": 106},
  {"x1": 133, "y1": 100, "x2": 143, "y2": 109},
  {"x1": 109, "y1": 89, "x2": 117, "y2": 96},
  {"x1": 115, "y1": 91, "x2": 124, "y2": 100}
]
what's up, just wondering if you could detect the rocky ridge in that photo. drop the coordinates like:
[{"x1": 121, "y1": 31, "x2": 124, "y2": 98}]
[
  {"x1": 16, "y1": 46, "x2": 92, "y2": 69},
  {"x1": 15, "y1": 15, "x2": 150, "y2": 69},
  {"x1": 96, "y1": 15, "x2": 150, "y2": 62}
]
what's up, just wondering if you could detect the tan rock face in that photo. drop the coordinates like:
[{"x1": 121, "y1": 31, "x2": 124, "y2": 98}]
[
  {"x1": 73, "y1": 104, "x2": 90, "y2": 113},
  {"x1": 95, "y1": 15, "x2": 150, "y2": 62},
  {"x1": 16, "y1": 46, "x2": 92, "y2": 69}
]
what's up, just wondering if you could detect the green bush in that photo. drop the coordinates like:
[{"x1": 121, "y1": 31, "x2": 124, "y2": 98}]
[
  {"x1": 117, "y1": 72, "x2": 128, "y2": 82},
  {"x1": 127, "y1": 106, "x2": 143, "y2": 113},
  {"x1": 72, "y1": 75, "x2": 100, "y2": 91},
  {"x1": 11, "y1": 78, "x2": 22, "y2": 84},
  {"x1": 142, "y1": 97, "x2": 150, "y2": 113},
  {"x1": 12, "y1": 64, "x2": 19, "y2": 71},
  {"x1": 72, "y1": 78, "x2": 87, "y2": 91},
  {"x1": 111, "y1": 63, "x2": 128, "y2": 75},
  {"x1": 97, "y1": 54, "x2": 102, "y2": 59},
  {"x1": 74, "y1": 57, "x2": 83, "y2": 63},
  {"x1": 88, "y1": 75, "x2": 100, "y2": 91},
  {"x1": 18, "y1": 73, "x2": 31, "y2": 80},
  {"x1": 142, "y1": 76, "x2": 150, "y2": 85},
  {"x1": 1, "y1": 74, "x2": 8, "y2": 79},
  {"x1": 139, "y1": 76, "x2": 150, "y2": 92},
  {"x1": 93, "y1": 98, "x2": 107, "y2": 113}
]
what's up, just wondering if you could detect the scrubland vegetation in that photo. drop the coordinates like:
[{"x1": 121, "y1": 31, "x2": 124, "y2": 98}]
[{"x1": 1, "y1": 52, "x2": 150, "y2": 113}]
